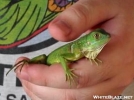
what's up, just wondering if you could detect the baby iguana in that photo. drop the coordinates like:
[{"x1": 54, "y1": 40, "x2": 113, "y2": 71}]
[{"x1": 6, "y1": 28, "x2": 111, "y2": 86}]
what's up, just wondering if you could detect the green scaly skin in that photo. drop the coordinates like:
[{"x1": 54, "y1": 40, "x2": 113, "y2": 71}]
[{"x1": 6, "y1": 28, "x2": 111, "y2": 86}]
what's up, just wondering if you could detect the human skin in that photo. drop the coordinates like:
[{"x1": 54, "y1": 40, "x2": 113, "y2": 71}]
[{"x1": 16, "y1": 0, "x2": 134, "y2": 100}]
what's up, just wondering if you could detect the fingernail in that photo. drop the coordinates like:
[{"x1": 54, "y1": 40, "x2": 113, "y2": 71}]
[
  {"x1": 16, "y1": 70, "x2": 30, "y2": 81},
  {"x1": 53, "y1": 20, "x2": 71, "y2": 35},
  {"x1": 17, "y1": 72, "x2": 30, "y2": 81}
]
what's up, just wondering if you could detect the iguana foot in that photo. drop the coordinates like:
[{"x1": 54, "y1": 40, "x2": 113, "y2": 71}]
[
  {"x1": 65, "y1": 68, "x2": 78, "y2": 86},
  {"x1": 6, "y1": 59, "x2": 29, "y2": 75}
]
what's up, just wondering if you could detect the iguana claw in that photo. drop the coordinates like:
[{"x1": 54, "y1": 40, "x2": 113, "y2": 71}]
[{"x1": 6, "y1": 60, "x2": 29, "y2": 76}]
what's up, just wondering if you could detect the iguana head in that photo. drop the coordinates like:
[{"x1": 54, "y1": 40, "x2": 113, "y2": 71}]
[{"x1": 86, "y1": 28, "x2": 111, "y2": 51}]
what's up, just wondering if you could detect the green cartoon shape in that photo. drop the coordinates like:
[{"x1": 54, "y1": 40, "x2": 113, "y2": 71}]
[
  {"x1": 0, "y1": 0, "x2": 48, "y2": 44},
  {"x1": 0, "y1": 0, "x2": 77, "y2": 48}
]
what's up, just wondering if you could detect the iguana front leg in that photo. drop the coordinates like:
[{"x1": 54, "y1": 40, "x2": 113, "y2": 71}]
[{"x1": 58, "y1": 53, "x2": 79, "y2": 86}]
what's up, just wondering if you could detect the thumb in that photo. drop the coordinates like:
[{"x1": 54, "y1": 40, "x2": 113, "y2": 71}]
[{"x1": 49, "y1": 0, "x2": 117, "y2": 41}]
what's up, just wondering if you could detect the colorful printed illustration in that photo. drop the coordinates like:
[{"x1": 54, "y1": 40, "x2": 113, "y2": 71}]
[
  {"x1": 0, "y1": 1, "x2": 78, "y2": 96},
  {"x1": 0, "y1": 0, "x2": 77, "y2": 49}
]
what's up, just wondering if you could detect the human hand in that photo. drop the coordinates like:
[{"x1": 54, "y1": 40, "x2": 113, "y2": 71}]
[{"x1": 16, "y1": 0, "x2": 134, "y2": 100}]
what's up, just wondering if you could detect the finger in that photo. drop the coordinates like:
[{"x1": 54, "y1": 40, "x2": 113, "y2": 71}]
[
  {"x1": 21, "y1": 80, "x2": 73, "y2": 100},
  {"x1": 49, "y1": 0, "x2": 117, "y2": 41},
  {"x1": 22, "y1": 81, "x2": 42, "y2": 100},
  {"x1": 21, "y1": 77, "x2": 125, "y2": 100},
  {"x1": 16, "y1": 56, "x2": 114, "y2": 88},
  {"x1": 17, "y1": 63, "x2": 75, "y2": 88},
  {"x1": 16, "y1": 57, "x2": 79, "y2": 88}
]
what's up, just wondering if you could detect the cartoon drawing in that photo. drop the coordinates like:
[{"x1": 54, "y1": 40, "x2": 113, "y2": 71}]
[{"x1": 0, "y1": 0, "x2": 77, "y2": 49}]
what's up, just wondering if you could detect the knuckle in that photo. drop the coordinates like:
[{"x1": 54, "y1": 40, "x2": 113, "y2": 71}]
[
  {"x1": 116, "y1": 76, "x2": 133, "y2": 88},
  {"x1": 121, "y1": 78, "x2": 133, "y2": 87},
  {"x1": 69, "y1": 3, "x2": 90, "y2": 25},
  {"x1": 78, "y1": 73, "x2": 90, "y2": 86},
  {"x1": 63, "y1": 90, "x2": 76, "y2": 100},
  {"x1": 76, "y1": 4, "x2": 89, "y2": 20}
]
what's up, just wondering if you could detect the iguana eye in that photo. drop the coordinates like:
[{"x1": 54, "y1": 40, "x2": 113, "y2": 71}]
[{"x1": 94, "y1": 33, "x2": 101, "y2": 40}]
